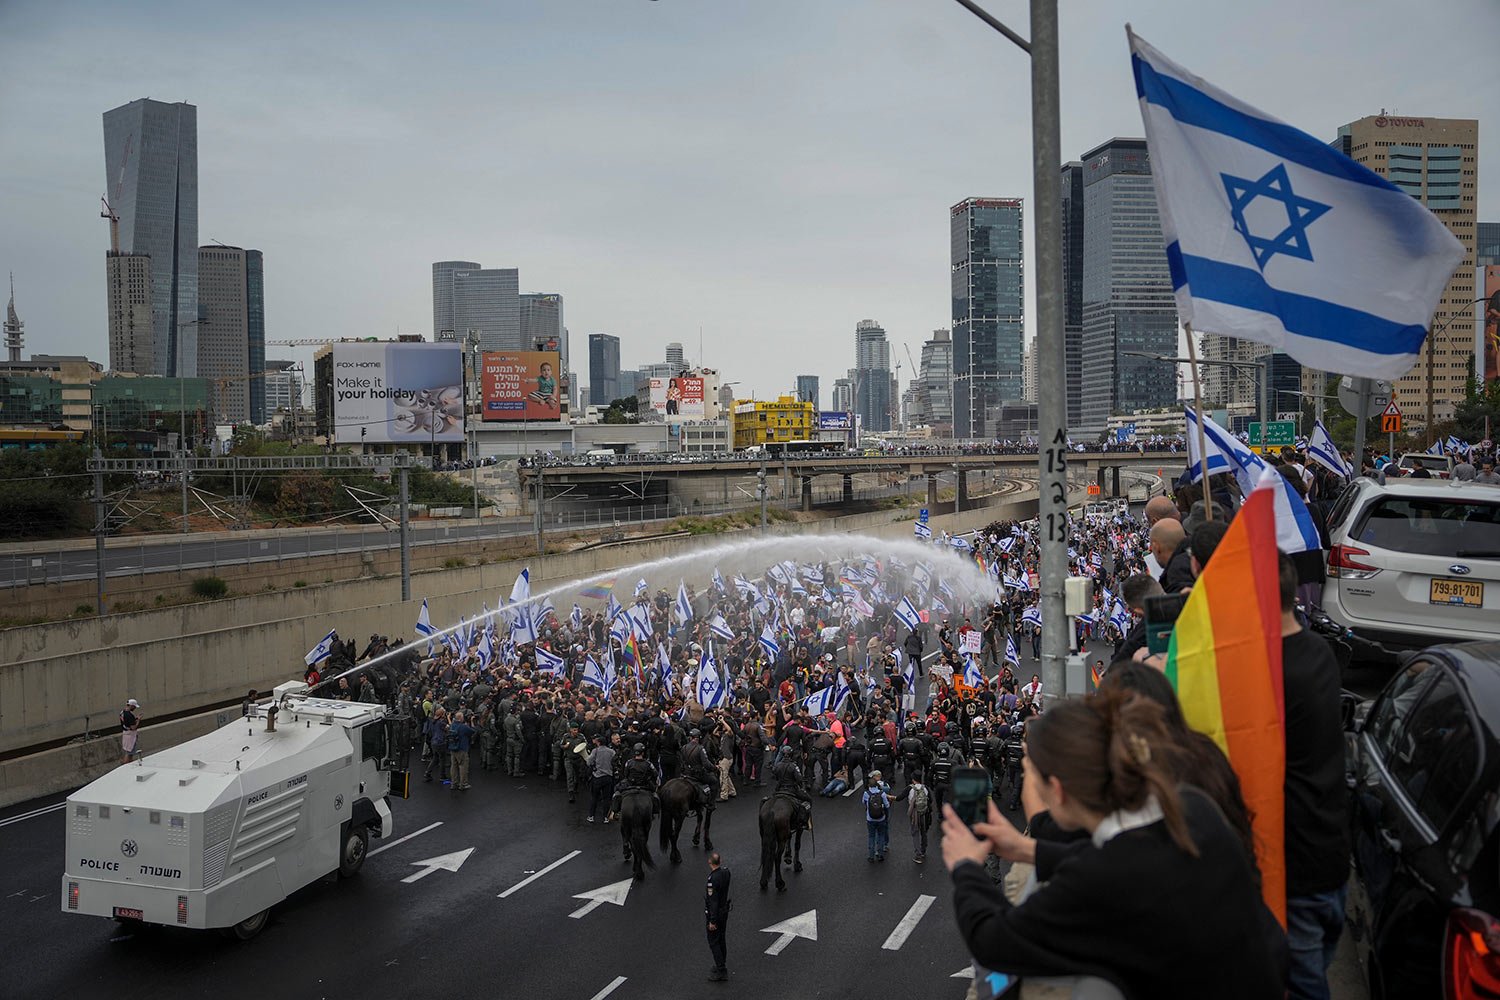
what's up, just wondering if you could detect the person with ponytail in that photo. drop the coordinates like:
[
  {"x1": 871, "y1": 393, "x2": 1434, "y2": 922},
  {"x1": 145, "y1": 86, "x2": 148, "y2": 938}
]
[{"x1": 942, "y1": 689, "x2": 1283, "y2": 999}]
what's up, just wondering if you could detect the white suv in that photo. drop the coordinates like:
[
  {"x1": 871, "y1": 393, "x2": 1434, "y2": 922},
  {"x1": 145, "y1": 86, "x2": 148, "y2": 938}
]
[{"x1": 1323, "y1": 478, "x2": 1500, "y2": 653}]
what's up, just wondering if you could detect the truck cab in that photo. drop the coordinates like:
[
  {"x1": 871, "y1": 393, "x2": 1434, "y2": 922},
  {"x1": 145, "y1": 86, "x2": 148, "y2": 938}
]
[{"x1": 63, "y1": 681, "x2": 407, "y2": 939}]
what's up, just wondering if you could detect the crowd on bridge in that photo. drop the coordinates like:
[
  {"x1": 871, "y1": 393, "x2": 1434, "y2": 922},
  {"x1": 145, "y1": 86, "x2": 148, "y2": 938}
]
[{"x1": 283, "y1": 430, "x2": 1385, "y2": 998}]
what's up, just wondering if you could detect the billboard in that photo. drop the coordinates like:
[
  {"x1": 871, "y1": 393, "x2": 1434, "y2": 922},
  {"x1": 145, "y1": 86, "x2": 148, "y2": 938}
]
[
  {"x1": 481, "y1": 351, "x2": 564, "y2": 422},
  {"x1": 649, "y1": 376, "x2": 706, "y2": 420},
  {"x1": 817, "y1": 411, "x2": 852, "y2": 430},
  {"x1": 1484, "y1": 265, "x2": 1500, "y2": 387},
  {"x1": 332, "y1": 343, "x2": 463, "y2": 444}
]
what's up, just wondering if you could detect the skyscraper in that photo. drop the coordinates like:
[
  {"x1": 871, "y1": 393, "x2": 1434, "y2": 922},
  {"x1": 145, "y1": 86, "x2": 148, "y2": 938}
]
[
  {"x1": 831, "y1": 377, "x2": 853, "y2": 415},
  {"x1": 665, "y1": 342, "x2": 685, "y2": 369},
  {"x1": 454, "y1": 268, "x2": 519, "y2": 352},
  {"x1": 520, "y1": 293, "x2": 566, "y2": 364},
  {"x1": 1333, "y1": 115, "x2": 1479, "y2": 429},
  {"x1": 5, "y1": 276, "x2": 23, "y2": 363},
  {"x1": 1078, "y1": 139, "x2": 1178, "y2": 436},
  {"x1": 1480, "y1": 221, "x2": 1500, "y2": 266},
  {"x1": 197, "y1": 246, "x2": 265, "y2": 424},
  {"x1": 1059, "y1": 163, "x2": 1085, "y2": 428},
  {"x1": 918, "y1": 329, "x2": 953, "y2": 431},
  {"x1": 589, "y1": 333, "x2": 621, "y2": 406},
  {"x1": 106, "y1": 253, "x2": 153, "y2": 373},
  {"x1": 432, "y1": 260, "x2": 479, "y2": 341},
  {"x1": 795, "y1": 375, "x2": 819, "y2": 408},
  {"x1": 950, "y1": 198, "x2": 1024, "y2": 439},
  {"x1": 103, "y1": 99, "x2": 198, "y2": 376},
  {"x1": 853, "y1": 319, "x2": 892, "y2": 432}
]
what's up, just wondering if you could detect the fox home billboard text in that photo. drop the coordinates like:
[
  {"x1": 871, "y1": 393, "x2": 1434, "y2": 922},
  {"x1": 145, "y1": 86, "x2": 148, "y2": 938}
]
[{"x1": 333, "y1": 342, "x2": 463, "y2": 444}]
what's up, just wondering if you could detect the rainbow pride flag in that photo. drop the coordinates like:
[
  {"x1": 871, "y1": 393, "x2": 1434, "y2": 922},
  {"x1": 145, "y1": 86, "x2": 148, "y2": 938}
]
[
  {"x1": 578, "y1": 578, "x2": 616, "y2": 601},
  {"x1": 621, "y1": 632, "x2": 643, "y2": 682},
  {"x1": 1164, "y1": 483, "x2": 1286, "y2": 924}
]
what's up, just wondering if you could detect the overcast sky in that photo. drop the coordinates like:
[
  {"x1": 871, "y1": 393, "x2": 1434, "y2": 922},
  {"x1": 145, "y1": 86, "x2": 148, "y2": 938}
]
[{"x1": 3, "y1": 0, "x2": 1497, "y2": 402}]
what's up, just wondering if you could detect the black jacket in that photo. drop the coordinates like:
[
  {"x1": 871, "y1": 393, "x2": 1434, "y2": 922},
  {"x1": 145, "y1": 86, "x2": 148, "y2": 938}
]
[
  {"x1": 951, "y1": 787, "x2": 1284, "y2": 1000},
  {"x1": 705, "y1": 866, "x2": 730, "y2": 923},
  {"x1": 1159, "y1": 538, "x2": 1195, "y2": 593},
  {"x1": 1282, "y1": 629, "x2": 1349, "y2": 896}
]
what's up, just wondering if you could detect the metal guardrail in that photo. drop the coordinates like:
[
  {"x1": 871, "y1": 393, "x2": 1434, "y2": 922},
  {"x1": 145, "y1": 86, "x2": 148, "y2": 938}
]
[{"x1": 87, "y1": 453, "x2": 433, "y2": 473}]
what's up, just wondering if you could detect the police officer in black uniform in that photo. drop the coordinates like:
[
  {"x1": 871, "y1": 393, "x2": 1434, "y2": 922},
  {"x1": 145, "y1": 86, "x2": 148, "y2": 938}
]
[
  {"x1": 658, "y1": 715, "x2": 684, "y2": 781},
  {"x1": 770, "y1": 751, "x2": 812, "y2": 829},
  {"x1": 930, "y1": 736, "x2": 961, "y2": 815},
  {"x1": 705, "y1": 851, "x2": 731, "y2": 982},
  {"x1": 610, "y1": 743, "x2": 659, "y2": 818},
  {"x1": 867, "y1": 724, "x2": 895, "y2": 783},
  {"x1": 897, "y1": 721, "x2": 925, "y2": 792},
  {"x1": 843, "y1": 730, "x2": 870, "y2": 792}
]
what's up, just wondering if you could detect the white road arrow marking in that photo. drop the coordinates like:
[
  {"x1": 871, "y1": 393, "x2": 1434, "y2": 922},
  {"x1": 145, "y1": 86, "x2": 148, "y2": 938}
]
[
  {"x1": 569, "y1": 877, "x2": 634, "y2": 919},
  {"x1": 498, "y1": 849, "x2": 580, "y2": 898},
  {"x1": 951, "y1": 967, "x2": 975, "y2": 979},
  {"x1": 760, "y1": 909, "x2": 818, "y2": 956},
  {"x1": 882, "y1": 893, "x2": 936, "y2": 950},
  {"x1": 587, "y1": 976, "x2": 627, "y2": 1000},
  {"x1": 401, "y1": 847, "x2": 474, "y2": 883}
]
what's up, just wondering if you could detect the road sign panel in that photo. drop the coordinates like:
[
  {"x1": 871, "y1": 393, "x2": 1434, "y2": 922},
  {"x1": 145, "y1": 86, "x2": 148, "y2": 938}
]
[
  {"x1": 1381, "y1": 412, "x2": 1402, "y2": 434},
  {"x1": 1382, "y1": 400, "x2": 1401, "y2": 417},
  {"x1": 1248, "y1": 420, "x2": 1296, "y2": 449}
]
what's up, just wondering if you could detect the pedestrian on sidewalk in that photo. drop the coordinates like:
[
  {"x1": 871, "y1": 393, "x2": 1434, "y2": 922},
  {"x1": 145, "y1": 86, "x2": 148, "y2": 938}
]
[{"x1": 705, "y1": 852, "x2": 731, "y2": 982}]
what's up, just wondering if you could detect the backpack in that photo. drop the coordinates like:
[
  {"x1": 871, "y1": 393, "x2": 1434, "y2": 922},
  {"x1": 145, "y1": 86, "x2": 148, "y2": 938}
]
[
  {"x1": 911, "y1": 784, "x2": 930, "y2": 816},
  {"x1": 867, "y1": 790, "x2": 887, "y2": 821}
]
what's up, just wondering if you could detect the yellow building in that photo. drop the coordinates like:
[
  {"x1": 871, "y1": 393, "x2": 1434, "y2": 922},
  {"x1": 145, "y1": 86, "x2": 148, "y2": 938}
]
[{"x1": 731, "y1": 395, "x2": 815, "y2": 449}]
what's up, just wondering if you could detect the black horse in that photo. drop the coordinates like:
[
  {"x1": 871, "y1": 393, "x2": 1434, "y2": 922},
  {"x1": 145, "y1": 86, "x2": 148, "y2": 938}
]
[
  {"x1": 618, "y1": 789, "x2": 656, "y2": 882},
  {"x1": 758, "y1": 793, "x2": 807, "y2": 892},
  {"x1": 659, "y1": 776, "x2": 714, "y2": 863}
]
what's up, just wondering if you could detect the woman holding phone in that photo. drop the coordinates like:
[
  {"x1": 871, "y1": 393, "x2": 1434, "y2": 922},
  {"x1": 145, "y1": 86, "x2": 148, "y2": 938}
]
[{"x1": 941, "y1": 690, "x2": 1284, "y2": 999}]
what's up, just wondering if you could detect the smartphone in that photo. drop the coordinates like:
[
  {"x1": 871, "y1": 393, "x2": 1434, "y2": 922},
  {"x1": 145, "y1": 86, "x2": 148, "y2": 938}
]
[
  {"x1": 1144, "y1": 593, "x2": 1190, "y2": 656},
  {"x1": 950, "y1": 767, "x2": 992, "y2": 828}
]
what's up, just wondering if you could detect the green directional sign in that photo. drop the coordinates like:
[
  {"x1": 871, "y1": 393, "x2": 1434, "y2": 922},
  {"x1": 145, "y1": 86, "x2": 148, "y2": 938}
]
[{"x1": 1248, "y1": 420, "x2": 1296, "y2": 451}]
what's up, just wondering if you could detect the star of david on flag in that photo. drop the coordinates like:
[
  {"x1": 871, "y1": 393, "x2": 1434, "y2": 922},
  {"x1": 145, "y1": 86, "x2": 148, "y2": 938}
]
[{"x1": 1221, "y1": 163, "x2": 1330, "y2": 271}]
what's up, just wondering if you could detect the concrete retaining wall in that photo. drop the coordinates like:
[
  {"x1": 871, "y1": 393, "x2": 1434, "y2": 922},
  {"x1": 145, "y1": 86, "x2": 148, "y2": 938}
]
[
  {"x1": 0, "y1": 706, "x2": 230, "y2": 809},
  {"x1": 1, "y1": 486, "x2": 1059, "y2": 764}
]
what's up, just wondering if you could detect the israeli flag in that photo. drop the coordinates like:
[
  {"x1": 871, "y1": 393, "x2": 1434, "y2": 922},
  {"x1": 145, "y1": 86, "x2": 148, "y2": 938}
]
[
  {"x1": 758, "y1": 624, "x2": 781, "y2": 660},
  {"x1": 1021, "y1": 605, "x2": 1043, "y2": 630},
  {"x1": 635, "y1": 578, "x2": 649, "y2": 597},
  {"x1": 901, "y1": 648, "x2": 915, "y2": 691},
  {"x1": 1130, "y1": 29, "x2": 1464, "y2": 381},
  {"x1": 628, "y1": 604, "x2": 654, "y2": 643},
  {"x1": 893, "y1": 596, "x2": 922, "y2": 632},
  {"x1": 1005, "y1": 634, "x2": 1020, "y2": 665},
  {"x1": 963, "y1": 654, "x2": 985, "y2": 689},
  {"x1": 790, "y1": 577, "x2": 808, "y2": 597},
  {"x1": 609, "y1": 613, "x2": 630, "y2": 645},
  {"x1": 511, "y1": 605, "x2": 538, "y2": 646},
  {"x1": 914, "y1": 520, "x2": 932, "y2": 541},
  {"x1": 802, "y1": 565, "x2": 824, "y2": 586},
  {"x1": 802, "y1": 685, "x2": 835, "y2": 716},
  {"x1": 570, "y1": 603, "x2": 584, "y2": 630},
  {"x1": 305, "y1": 629, "x2": 338, "y2": 666},
  {"x1": 832, "y1": 671, "x2": 852, "y2": 712},
  {"x1": 733, "y1": 574, "x2": 755, "y2": 597},
  {"x1": 997, "y1": 536, "x2": 1016, "y2": 555},
  {"x1": 1307, "y1": 419, "x2": 1352, "y2": 479},
  {"x1": 931, "y1": 595, "x2": 949, "y2": 616},
  {"x1": 1186, "y1": 407, "x2": 1265, "y2": 495},
  {"x1": 1426, "y1": 439, "x2": 1445, "y2": 456},
  {"x1": 582, "y1": 655, "x2": 614, "y2": 699},
  {"x1": 415, "y1": 599, "x2": 434, "y2": 639},
  {"x1": 950, "y1": 536, "x2": 972, "y2": 552},
  {"x1": 535, "y1": 644, "x2": 566, "y2": 677},
  {"x1": 606, "y1": 592, "x2": 624, "y2": 625},
  {"x1": 509, "y1": 567, "x2": 531, "y2": 606},
  {"x1": 767, "y1": 563, "x2": 789, "y2": 586},
  {"x1": 536, "y1": 597, "x2": 556, "y2": 626},
  {"x1": 657, "y1": 642, "x2": 674, "y2": 695},
  {"x1": 939, "y1": 578, "x2": 956, "y2": 602},
  {"x1": 1109, "y1": 601, "x2": 1133, "y2": 636},
  {"x1": 475, "y1": 630, "x2": 493, "y2": 668},
  {"x1": 708, "y1": 612, "x2": 735, "y2": 642},
  {"x1": 675, "y1": 581, "x2": 694, "y2": 624},
  {"x1": 712, "y1": 568, "x2": 727, "y2": 594},
  {"x1": 1257, "y1": 464, "x2": 1322, "y2": 555},
  {"x1": 697, "y1": 645, "x2": 726, "y2": 709}
]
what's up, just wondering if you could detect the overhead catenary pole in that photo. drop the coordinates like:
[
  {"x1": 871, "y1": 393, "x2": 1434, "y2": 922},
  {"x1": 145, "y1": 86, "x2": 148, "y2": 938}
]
[
  {"x1": 398, "y1": 456, "x2": 411, "y2": 601},
  {"x1": 92, "y1": 450, "x2": 107, "y2": 616}
]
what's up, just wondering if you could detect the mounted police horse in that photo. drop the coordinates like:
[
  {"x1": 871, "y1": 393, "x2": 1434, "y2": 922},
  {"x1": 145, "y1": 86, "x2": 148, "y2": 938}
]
[
  {"x1": 617, "y1": 788, "x2": 656, "y2": 882},
  {"x1": 758, "y1": 793, "x2": 808, "y2": 892},
  {"x1": 659, "y1": 776, "x2": 714, "y2": 863}
]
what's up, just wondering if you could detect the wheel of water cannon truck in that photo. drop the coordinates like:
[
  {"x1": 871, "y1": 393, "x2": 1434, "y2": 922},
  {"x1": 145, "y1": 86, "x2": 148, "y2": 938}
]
[
  {"x1": 338, "y1": 822, "x2": 368, "y2": 878},
  {"x1": 227, "y1": 908, "x2": 270, "y2": 941}
]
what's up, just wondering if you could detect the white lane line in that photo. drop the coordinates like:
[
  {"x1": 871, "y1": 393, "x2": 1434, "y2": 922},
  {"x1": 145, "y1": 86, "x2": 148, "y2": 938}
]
[
  {"x1": 842, "y1": 783, "x2": 860, "y2": 797},
  {"x1": 368, "y1": 821, "x2": 443, "y2": 857},
  {"x1": 497, "y1": 848, "x2": 581, "y2": 898},
  {"x1": 0, "y1": 802, "x2": 66, "y2": 828},
  {"x1": 588, "y1": 976, "x2": 627, "y2": 1000},
  {"x1": 882, "y1": 893, "x2": 937, "y2": 951}
]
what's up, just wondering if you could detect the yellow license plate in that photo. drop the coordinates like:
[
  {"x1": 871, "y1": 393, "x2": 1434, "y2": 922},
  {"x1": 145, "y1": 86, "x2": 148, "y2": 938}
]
[{"x1": 1430, "y1": 578, "x2": 1484, "y2": 608}]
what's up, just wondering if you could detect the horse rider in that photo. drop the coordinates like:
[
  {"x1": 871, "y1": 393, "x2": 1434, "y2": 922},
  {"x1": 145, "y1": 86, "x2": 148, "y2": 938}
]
[
  {"x1": 610, "y1": 743, "x2": 660, "y2": 819},
  {"x1": 682, "y1": 729, "x2": 721, "y2": 812},
  {"x1": 658, "y1": 712, "x2": 685, "y2": 781},
  {"x1": 769, "y1": 750, "x2": 813, "y2": 830}
]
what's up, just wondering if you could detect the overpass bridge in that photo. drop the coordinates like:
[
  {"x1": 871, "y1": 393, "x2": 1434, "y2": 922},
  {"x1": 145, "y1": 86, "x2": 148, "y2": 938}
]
[{"x1": 519, "y1": 450, "x2": 1184, "y2": 513}]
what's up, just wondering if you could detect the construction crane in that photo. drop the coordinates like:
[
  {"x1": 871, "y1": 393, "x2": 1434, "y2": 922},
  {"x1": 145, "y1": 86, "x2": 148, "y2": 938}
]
[{"x1": 100, "y1": 196, "x2": 120, "y2": 253}]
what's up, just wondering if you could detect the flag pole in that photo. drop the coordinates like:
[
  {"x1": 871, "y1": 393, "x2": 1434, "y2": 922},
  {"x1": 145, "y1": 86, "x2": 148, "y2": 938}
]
[{"x1": 1184, "y1": 322, "x2": 1217, "y2": 523}]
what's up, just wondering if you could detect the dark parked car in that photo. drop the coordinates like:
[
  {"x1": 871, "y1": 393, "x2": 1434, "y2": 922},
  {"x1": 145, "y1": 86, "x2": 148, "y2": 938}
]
[{"x1": 1344, "y1": 641, "x2": 1500, "y2": 999}]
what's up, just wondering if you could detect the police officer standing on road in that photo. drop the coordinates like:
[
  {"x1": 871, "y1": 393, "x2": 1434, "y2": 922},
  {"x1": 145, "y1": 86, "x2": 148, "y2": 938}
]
[{"x1": 705, "y1": 851, "x2": 731, "y2": 982}]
